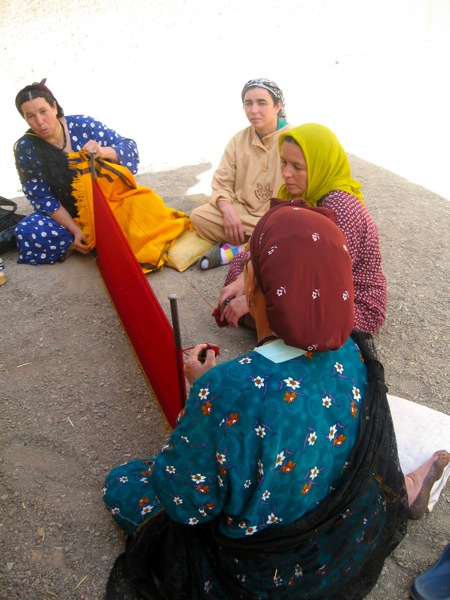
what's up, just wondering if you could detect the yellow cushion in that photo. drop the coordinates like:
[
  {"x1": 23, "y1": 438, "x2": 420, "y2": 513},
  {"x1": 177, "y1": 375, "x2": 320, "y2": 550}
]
[{"x1": 165, "y1": 229, "x2": 214, "y2": 272}]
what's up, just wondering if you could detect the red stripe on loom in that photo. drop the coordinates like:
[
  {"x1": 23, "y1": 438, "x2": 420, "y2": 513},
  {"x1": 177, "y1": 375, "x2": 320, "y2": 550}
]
[{"x1": 92, "y1": 179, "x2": 185, "y2": 428}]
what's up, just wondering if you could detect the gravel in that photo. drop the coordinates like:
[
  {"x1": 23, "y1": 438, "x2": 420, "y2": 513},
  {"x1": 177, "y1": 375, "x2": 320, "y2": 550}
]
[{"x1": 1, "y1": 159, "x2": 449, "y2": 599}]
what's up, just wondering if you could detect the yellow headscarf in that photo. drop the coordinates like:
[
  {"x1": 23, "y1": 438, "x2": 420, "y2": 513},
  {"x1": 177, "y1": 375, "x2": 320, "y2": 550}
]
[{"x1": 277, "y1": 123, "x2": 364, "y2": 205}]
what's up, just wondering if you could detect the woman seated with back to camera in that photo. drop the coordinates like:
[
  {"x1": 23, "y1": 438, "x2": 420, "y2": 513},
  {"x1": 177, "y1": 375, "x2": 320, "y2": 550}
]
[
  {"x1": 102, "y1": 204, "x2": 449, "y2": 599},
  {"x1": 216, "y1": 123, "x2": 387, "y2": 335}
]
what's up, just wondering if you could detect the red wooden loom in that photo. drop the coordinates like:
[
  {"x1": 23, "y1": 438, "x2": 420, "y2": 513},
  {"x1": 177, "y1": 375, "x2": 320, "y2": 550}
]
[{"x1": 90, "y1": 155, "x2": 187, "y2": 428}]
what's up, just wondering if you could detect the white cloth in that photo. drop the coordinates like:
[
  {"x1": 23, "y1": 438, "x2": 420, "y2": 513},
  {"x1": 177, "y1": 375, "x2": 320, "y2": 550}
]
[{"x1": 388, "y1": 394, "x2": 450, "y2": 511}]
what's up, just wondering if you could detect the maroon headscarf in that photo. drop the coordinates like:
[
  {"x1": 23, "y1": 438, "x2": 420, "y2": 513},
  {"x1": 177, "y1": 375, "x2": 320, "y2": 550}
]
[{"x1": 250, "y1": 204, "x2": 354, "y2": 352}]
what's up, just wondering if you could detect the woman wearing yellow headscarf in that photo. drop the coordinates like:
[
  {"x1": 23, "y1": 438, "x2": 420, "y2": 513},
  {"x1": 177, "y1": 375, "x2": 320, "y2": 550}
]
[
  {"x1": 277, "y1": 122, "x2": 363, "y2": 204},
  {"x1": 215, "y1": 123, "x2": 387, "y2": 335}
]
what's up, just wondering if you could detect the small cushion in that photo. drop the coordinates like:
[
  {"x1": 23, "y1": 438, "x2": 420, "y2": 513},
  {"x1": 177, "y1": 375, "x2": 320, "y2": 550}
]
[{"x1": 166, "y1": 229, "x2": 214, "y2": 272}]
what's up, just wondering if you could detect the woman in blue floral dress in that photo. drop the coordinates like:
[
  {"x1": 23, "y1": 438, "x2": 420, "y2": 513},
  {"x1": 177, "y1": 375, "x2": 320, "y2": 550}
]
[{"x1": 13, "y1": 79, "x2": 139, "y2": 265}]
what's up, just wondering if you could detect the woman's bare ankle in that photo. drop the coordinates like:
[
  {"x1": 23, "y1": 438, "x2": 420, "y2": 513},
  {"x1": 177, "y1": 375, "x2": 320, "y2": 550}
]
[{"x1": 405, "y1": 450, "x2": 450, "y2": 520}]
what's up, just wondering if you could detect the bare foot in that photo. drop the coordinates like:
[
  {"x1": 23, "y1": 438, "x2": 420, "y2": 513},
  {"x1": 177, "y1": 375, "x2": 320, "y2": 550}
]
[
  {"x1": 405, "y1": 450, "x2": 450, "y2": 520},
  {"x1": 57, "y1": 247, "x2": 75, "y2": 263},
  {"x1": 57, "y1": 250, "x2": 72, "y2": 263}
]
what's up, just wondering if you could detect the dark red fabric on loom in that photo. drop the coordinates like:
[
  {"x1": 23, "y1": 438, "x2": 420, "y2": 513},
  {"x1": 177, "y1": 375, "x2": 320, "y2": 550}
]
[{"x1": 92, "y1": 179, "x2": 185, "y2": 428}]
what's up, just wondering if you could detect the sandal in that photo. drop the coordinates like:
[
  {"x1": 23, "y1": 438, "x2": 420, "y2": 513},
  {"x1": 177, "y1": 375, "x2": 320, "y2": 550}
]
[{"x1": 197, "y1": 243, "x2": 222, "y2": 270}]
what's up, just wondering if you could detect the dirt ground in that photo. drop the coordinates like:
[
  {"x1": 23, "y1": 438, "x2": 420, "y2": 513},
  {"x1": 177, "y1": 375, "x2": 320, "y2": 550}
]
[{"x1": 1, "y1": 158, "x2": 449, "y2": 599}]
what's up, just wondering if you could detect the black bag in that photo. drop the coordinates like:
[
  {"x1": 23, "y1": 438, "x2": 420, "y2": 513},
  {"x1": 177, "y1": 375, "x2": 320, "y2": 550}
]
[{"x1": 0, "y1": 197, "x2": 25, "y2": 253}]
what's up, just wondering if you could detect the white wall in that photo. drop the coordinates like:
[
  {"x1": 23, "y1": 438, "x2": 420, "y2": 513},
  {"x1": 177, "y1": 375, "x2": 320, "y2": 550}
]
[{"x1": 1, "y1": 0, "x2": 449, "y2": 199}]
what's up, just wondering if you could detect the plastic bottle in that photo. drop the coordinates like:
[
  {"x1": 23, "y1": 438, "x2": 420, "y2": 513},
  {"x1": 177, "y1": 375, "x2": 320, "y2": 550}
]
[{"x1": 0, "y1": 258, "x2": 6, "y2": 285}]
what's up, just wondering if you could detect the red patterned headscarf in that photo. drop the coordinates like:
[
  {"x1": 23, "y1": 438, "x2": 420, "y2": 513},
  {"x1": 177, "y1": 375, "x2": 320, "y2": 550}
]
[{"x1": 250, "y1": 204, "x2": 354, "y2": 352}]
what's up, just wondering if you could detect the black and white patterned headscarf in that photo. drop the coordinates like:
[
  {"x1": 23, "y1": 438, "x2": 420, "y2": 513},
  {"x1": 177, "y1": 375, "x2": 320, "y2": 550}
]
[{"x1": 241, "y1": 78, "x2": 286, "y2": 120}]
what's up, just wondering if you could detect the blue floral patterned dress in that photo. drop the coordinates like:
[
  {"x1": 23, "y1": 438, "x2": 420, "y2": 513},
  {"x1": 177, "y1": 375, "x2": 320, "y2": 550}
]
[
  {"x1": 104, "y1": 337, "x2": 367, "y2": 540},
  {"x1": 14, "y1": 115, "x2": 139, "y2": 264}
]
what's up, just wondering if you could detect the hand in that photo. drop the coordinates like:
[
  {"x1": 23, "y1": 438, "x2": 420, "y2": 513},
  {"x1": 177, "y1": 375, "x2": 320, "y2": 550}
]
[
  {"x1": 218, "y1": 202, "x2": 245, "y2": 245},
  {"x1": 50, "y1": 206, "x2": 90, "y2": 254},
  {"x1": 222, "y1": 295, "x2": 249, "y2": 328},
  {"x1": 218, "y1": 274, "x2": 245, "y2": 308},
  {"x1": 82, "y1": 140, "x2": 104, "y2": 156},
  {"x1": 82, "y1": 141, "x2": 119, "y2": 164},
  {"x1": 198, "y1": 343, "x2": 220, "y2": 363},
  {"x1": 71, "y1": 229, "x2": 90, "y2": 254},
  {"x1": 184, "y1": 343, "x2": 217, "y2": 384}
]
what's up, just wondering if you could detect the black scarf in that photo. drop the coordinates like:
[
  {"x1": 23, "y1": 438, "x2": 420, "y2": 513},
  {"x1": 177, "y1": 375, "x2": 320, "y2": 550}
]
[{"x1": 16, "y1": 130, "x2": 77, "y2": 217}]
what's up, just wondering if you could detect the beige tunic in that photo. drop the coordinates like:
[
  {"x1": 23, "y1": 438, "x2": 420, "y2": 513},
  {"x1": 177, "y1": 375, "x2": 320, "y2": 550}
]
[{"x1": 190, "y1": 123, "x2": 292, "y2": 243}]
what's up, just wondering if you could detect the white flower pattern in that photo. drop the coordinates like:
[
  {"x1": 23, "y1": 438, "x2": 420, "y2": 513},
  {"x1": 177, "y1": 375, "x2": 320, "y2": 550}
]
[{"x1": 103, "y1": 337, "x2": 368, "y2": 594}]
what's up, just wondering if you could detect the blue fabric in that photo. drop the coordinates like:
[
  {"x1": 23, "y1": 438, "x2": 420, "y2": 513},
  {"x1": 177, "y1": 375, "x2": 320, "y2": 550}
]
[
  {"x1": 15, "y1": 214, "x2": 74, "y2": 264},
  {"x1": 104, "y1": 337, "x2": 368, "y2": 537},
  {"x1": 411, "y1": 543, "x2": 450, "y2": 600},
  {"x1": 14, "y1": 115, "x2": 139, "y2": 265}
]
